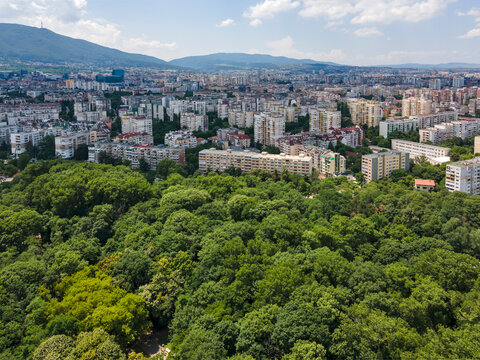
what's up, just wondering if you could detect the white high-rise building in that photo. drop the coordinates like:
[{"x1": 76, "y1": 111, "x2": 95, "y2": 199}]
[
  {"x1": 452, "y1": 77, "x2": 465, "y2": 89},
  {"x1": 121, "y1": 116, "x2": 153, "y2": 135},
  {"x1": 445, "y1": 157, "x2": 480, "y2": 194}
]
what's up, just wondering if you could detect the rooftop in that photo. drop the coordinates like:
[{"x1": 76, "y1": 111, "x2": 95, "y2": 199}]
[{"x1": 415, "y1": 179, "x2": 435, "y2": 186}]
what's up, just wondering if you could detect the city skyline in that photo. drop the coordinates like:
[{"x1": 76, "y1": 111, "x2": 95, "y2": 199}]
[{"x1": 0, "y1": 0, "x2": 479, "y2": 65}]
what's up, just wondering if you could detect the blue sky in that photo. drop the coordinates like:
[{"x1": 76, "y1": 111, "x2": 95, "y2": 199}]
[{"x1": 0, "y1": 0, "x2": 479, "y2": 65}]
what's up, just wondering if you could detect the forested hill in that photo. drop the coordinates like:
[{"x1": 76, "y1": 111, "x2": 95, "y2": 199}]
[
  {"x1": 0, "y1": 23, "x2": 171, "y2": 68},
  {"x1": 1, "y1": 160, "x2": 480, "y2": 359}
]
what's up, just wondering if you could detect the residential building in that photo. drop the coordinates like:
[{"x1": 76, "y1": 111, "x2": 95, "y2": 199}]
[
  {"x1": 164, "y1": 130, "x2": 198, "y2": 148},
  {"x1": 88, "y1": 143, "x2": 185, "y2": 170},
  {"x1": 414, "y1": 179, "x2": 435, "y2": 192},
  {"x1": 199, "y1": 149, "x2": 312, "y2": 175},
  {"x1": 217, "y1": 128, "x2": 245, "y2": 140},
  {"x1": 55, "y1": 132, "x2": 89, "y2": 159},
  {"x1": 391, "y1": 139, "x2": 450, "y2": 163},
  {"x1": 180, "y1": 113, "x2": 208, "y2": 132},
  {"x1": 361, "y1": 151, "x2": 410, "y2": 183},
  {"x1": 445, "y1": 157, "x2": 480, "y2": 194},
  {"x1": 475, "y1": 136, "x2": 480, "y2": 155},
  {"x1": 309, "y1": 108, "x2": 341, "y2": 132},
  {"x1": 419, "y1": 119, "x2": 480, "y2": 144},
  {"x1": 402, "y1": 97, "x2": 432, "y2": 117},
  {"x1": 429, "y1": 79, "x2": 442, "y2": 90},
  {"x1": 10, "y1": 131, "x2": 42, "y2": 158},
  {"x1": 379, "y1": 118, "x2": 418, "y2": 137},
  {"x1": 348, "y1": 99, "x2": 383, "y2": 127},
  {"x1": 254, "y1": 113, "x2": 285, "y2": 146},
  {"x1": 228, "y1": 110, "x2": 255, "y2": 128},
  {"x1": 114, "y1": 132, "x2": 154, "y2": 145},
  {"x1": 452, "y1": 77, "x2": 465, "y2": 89},
  {"x1": 306, "y1": 148, "x2": 346, "y2": 176},
  {"x1": 121, "y1": 116, "x2": 153, "y2": 135},
  {"x1": 415, "y1": 111, "x2": 458, "y2": 128},
  {"x1": 229, "y1": 134, "x2": 251, "y2": 148}
]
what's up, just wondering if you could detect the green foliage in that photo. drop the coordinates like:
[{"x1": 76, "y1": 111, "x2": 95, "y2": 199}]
[{"x1": 0, "y1": 160, "x2": 480, "y2": 359}]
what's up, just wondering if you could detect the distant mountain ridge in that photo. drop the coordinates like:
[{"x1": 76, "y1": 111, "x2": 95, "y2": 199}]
[
  {"x1": 168, "y1": 53, "x2": 338, "y2": 70},
  {"x1": 1, "y1": 23, "x2": 479, "y2": 71},
  {"x1": 0, "y1": 23, "x2": 171, "y2": 68}
]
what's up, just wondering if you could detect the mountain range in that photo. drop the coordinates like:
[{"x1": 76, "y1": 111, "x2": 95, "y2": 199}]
[{"x1": 1, "y1": 23, "x2": 479, "y2": 71}]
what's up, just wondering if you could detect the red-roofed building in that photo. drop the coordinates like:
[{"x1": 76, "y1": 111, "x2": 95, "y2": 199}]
[{"x1": 414, "y1": 179, "x2": 435, "y2": 192}]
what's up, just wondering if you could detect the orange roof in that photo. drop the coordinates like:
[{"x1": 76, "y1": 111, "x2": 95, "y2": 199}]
[{"x1": 415, "y1": 179, "x2": 435, "y2": 186}]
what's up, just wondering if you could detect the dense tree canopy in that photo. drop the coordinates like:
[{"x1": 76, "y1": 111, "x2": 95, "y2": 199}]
[{"x1": 1, "y1": 160, "x2": 480, "y2": 359}]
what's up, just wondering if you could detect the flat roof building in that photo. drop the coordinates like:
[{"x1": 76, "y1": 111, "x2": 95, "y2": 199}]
[
  {"x1": 445, "y1": 157, "x2": 480, "y2": 194},
  {"x1": 361, "y1": 151, "x2": 410, "y2": 183}
]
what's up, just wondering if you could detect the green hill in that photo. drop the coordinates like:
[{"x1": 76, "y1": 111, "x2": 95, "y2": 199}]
[{"x1": 0, "y1": 23, "x2": 171, "y2": 68}]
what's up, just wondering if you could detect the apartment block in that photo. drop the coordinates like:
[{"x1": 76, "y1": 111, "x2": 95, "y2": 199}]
[
  {"x1": 199, "y1": 149, "x2": 312, "y2": 175},
  {"x1": 445, "y1": 157, "x2": 480, "y2": 194},
  {"x1": 55, "y1": 132, "x2": 90, "y2": 159},
  {"x1": 475, "y1": 136, "x2": 480, "y2": 155},
  {"x1": 88, "y1": 143, "x2": 185, "y2": 170},
  {"x1": 306, "y1": 148, "x2": 346, "y2": 176},
  {"x1": 228, "y1": 110, "x2": 255, "y2": 128},
  {"x1": 419, "y1": 119, "x2": 480, "y2": 144},
  {"x1": 164, "y1": 130, "x2": 197, "y2": 148},
  {"x1": 254, "y1": 113, "x2": 285, "y2": 146},
  {"x1": 114, "y1": 132, "x2": 154, "y2": 145},
  {"x1": 348, "y1": 99, "x2": 383, "y2": 127},
  {"x1": 10, "y1": 131, "x2": 43, "y2": 158},
  {"x1": 309, "y1": 108, "x2": 341, "y2": 133},
  {"x1": 415, "y1": 111, "x2": 458, "y2": 129},
  {"x1": 361, "y1": 151, "x2": 410, "y2": 183},
  {"x1": 180, "y1": 113, "x2": 208, "y2": 132},
  {"x1": 121, "y1": 116, "x2": 153, "y2": 135},
  {"x1": 391, "y1": 139, "x2": 450, "y2": 163},
  {"x1": 402, "y1": 97, "x2": 432, "y2": 117},
  {"x1": 379, "y1": 118, "x2": 419, "y2": 137}
]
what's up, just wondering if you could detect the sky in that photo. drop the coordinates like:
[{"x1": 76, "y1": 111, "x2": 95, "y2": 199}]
[{"x1": 0, "y1": 0, "x2": 479, "y2": 65}]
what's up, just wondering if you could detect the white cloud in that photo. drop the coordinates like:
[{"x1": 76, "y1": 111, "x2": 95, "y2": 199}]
[
  {"x1": 457, "y1": 7, "x2": 480, "y2": 39},
  {"x1": 244, "y1": 0, "x2": 300, "y2": 26},
  {"x1": 459, "y1": 27, "x2": 480, "y2": 39},
  {"x1": 249, "y1": 19, "x2": 263, "y2": 27},
  {"x1": 300, "y1": 0, "x2": 355, "y2": 20},
  {"x1": 299, "y1": 0, "x2": 455, "y2": 25},
  {"x1": 217, "y1": 18, "x2": 235, "y2": 28},
  {"x1": 354, "y1": 27, "x2": 383, "y2": 37},
  {"x1": 266, "y1": 35, "x2": 345, "y2": 61},
  {"x1": 0, "y1": 0, "x2": 179, "y2": 59}
]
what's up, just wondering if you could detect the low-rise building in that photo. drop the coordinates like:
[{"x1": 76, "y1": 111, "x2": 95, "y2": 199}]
[
  {"x1": 445, "y1": 157, "x2": 480, "y2": 194},
  {"x1": 414, "y1": 179, "x2": 435, "y2": 192}
]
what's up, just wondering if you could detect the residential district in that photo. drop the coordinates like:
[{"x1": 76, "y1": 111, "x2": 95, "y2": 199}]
[{"x1": 1, "y1": 67, "x2": 480, "y2": 194}]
